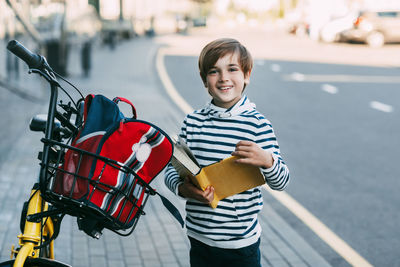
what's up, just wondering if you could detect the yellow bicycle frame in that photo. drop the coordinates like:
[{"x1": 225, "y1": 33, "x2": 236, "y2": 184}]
[{"x1": 11, "y1": 188, "x2": 55, "y2": 267}]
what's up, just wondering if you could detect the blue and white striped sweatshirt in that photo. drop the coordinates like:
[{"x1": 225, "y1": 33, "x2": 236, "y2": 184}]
[{"x1": 164, "y1": 95, "x2": 290, "y2": 249}]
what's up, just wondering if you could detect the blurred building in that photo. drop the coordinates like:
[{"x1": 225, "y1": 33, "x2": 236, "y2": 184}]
[{"x1": 95, "y1": 0, "x2": 196, "y2": 35}]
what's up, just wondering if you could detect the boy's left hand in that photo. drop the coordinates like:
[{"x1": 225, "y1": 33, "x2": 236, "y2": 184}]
[{"x1": 232, "y1": 140, "x2": 274, "y2": 169}]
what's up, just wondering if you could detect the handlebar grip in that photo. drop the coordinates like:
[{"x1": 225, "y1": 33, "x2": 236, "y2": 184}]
[{"x1": 7, "y1": 40, "x2": 43, "y2": 69}]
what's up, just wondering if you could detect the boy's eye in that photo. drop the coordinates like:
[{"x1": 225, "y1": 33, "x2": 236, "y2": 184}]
[
  {"x1": 207, "y1": 69, "x2": 217, "y2": 75},
  {"x1": 229, "y1": 67, "x2": 239, "y2": 72}
]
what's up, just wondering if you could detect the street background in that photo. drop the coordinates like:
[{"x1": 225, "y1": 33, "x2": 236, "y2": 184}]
[
  {"x1": 1, "y1": 0, "x2": 400, "y2": 266},
  {"x1": 158, "y1": 26, "x2": 400, "y2": 267}
]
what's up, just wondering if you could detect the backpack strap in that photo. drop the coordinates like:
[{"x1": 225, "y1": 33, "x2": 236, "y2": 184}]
[
  {"x1": 113, "y1": 97, "x2": 137, "y2": 119},
  {"x1": 83, "y1": 94, "x2": 95, "y2": 122},
  {"x1": 156, "y1": 192, "x2": 185, "y2": 228},
  {"x1": 72, "y1": 94, "x2": 94, "y2": 143}
]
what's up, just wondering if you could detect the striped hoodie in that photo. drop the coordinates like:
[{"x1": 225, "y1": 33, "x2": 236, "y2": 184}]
[{"x1": 164, "y1": 95, "x2": 290, "y2": 249}]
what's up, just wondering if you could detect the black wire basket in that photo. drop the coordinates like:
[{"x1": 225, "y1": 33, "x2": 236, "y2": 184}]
[{"x1": 39, "y1": 138, "x2": 155, "y2": 234}]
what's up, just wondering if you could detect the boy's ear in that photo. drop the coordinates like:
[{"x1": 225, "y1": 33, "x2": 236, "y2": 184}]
[
  {"x1": 201, "y1": 72, "x2": 208, "y2": 88},
  {"x1": 244, "y1": 70, "x2": 252, "y2": 85},
  {"x1": 203, "y1": 78, "x2": 208, "y2": 88}
]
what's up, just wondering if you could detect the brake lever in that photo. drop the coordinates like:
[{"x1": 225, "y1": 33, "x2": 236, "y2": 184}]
[{"x1": 30, "y1": 68, "x2": 60, "y2": 86}]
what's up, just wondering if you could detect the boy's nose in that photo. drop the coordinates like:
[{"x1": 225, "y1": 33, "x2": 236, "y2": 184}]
[{"x1": 219, "y1": 71, "x2": 229, "y2": 82}]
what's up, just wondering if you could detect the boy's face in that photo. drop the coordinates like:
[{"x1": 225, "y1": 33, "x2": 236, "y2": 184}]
[{"x1": 205, "y1": 53, "x2": 250, "y2": 109}]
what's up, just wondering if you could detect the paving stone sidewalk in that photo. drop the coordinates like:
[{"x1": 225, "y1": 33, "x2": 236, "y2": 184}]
[{"x1": 0, "y1": 34, "x2": 332, "y2": 267}]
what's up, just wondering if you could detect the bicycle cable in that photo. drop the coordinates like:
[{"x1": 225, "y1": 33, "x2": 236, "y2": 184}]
[
  {"x1": 34, "y1": 213, "x2": 65, "y2": 250},
  {"x1": 54, "y1": 72, "x2": 84, "y2": 99},
  {"x1": 38, "y1": 200, "x2": 47, "y2": 254}
]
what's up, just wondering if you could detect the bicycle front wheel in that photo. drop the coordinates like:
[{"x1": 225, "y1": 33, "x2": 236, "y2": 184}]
[{"x1": 0, "y1": 258, "x2": 71, "y2": 267}]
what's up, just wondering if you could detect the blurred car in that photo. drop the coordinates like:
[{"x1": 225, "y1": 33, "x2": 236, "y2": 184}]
[
  {"x1": 192, "y1": 16, "x2": 207, "y2": 27},
  {"x1": 101, "y1": 19, "x2": 135, "y2": 42},
  {"x1": 340, "y1": 10, "x2": 400, "y2": 47},
  {"x1": 288, "y1": 21, "x2": 309, "y2": 37},
  {"x1": 319, "y1": 11, "x2": 358, "y2": 43},
  {"x1": 175, "y1": 14, "x2": 189, "y2": 34}
]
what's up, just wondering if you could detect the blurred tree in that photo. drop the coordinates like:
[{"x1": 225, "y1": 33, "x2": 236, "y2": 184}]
[
  {"x1": 191, "y1": 0, "x2": 212, "y2": 3},
  {"x1": 88, "y1": 0, "x2": 100, "y2": 15},
  {"x1": 119, "y1": 0, "x2": 123, "y2": 21},
  {"x1": 279, "y1": 0, "x2": 285, "y2": 18},
  {"x1": 279, "y1": 0, "x2": 298, "y2": 19}
]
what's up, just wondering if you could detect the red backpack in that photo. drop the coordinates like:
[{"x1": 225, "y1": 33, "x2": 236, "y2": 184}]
[{"x1": 48, "y1": 95, "x2": 180, "y2": 235}]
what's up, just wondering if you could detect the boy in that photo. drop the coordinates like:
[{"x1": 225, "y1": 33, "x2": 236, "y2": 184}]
[{"x1": 164, "y1": 38, "x2": 290, "y2": 267}]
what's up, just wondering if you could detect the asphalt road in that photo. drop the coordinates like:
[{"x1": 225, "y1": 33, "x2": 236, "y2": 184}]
[{"x1": 163, "y1": 54, "x2": 400, "y2": 267}]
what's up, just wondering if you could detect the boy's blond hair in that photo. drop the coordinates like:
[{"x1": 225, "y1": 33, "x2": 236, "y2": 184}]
[{"x1": 198, "y1": 38, "x2": 253, "y2": 85}]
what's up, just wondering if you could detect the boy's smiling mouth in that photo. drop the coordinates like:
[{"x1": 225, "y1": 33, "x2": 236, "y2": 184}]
[{"x1": 218, "y1": 86, "x2": 233, "y2": 91}]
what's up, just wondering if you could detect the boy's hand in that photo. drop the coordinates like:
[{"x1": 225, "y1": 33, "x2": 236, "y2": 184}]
[
  {"x1": 232, "y1": 140, "x2": 274, "y2": 169},
  {"x1": 178, "y1": 176, "x2": 214, "y2": 204}
]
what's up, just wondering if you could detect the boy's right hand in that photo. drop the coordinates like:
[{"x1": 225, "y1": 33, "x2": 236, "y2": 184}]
[{"x1": 178, "y1": 176, "x2": 214, "y2": 204}]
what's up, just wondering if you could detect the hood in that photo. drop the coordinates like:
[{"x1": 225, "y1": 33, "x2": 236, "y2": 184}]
[{"x1": 203, "y1": 95, "x2": 256, "y2": 118}]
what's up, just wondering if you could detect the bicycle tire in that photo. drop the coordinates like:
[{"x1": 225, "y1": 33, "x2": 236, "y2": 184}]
[{"x1": 0, "y1": 258, "x2": 71, "y2": 267}]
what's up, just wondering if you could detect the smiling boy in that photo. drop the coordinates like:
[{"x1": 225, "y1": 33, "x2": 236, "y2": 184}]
[{"x1": 164, "y1": 38, "x2": 290, "y2": 267}]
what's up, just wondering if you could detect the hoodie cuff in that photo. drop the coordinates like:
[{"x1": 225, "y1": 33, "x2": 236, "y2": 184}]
[
  {"x1": 175, "y1": 181, "x2": 187, "y2": 201},
  {"x1": 260, "y1": 153, "x2": 278, "y2": 173}
]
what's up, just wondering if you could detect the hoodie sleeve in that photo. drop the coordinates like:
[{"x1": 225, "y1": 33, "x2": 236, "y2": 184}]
[
  {"x1": 256, "y1": 118, "x2": 290, "y2": 191},
  {"x1": 164, "y1": 117, "x2": 188, "y2": 196},
  {"x1": 164, "y1": 163, "x2": 184, "y2": 196}
]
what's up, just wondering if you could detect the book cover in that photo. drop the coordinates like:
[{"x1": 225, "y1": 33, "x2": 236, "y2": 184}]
[{"x1": 170, "y1": 138, "x2": 265, "y2": 208}]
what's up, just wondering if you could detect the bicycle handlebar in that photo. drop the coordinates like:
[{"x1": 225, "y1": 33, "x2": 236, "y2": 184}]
[
  {"x1": 7, "y1": 40, "x2": 50, "y2": 70},
  {"x1": 7, "y1": 39, "x2": 83, "y2": 139}
]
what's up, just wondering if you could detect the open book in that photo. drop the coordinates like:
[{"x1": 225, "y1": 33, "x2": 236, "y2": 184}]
[{"x1": 170, "y1": 137, "x2": 265, "y2": 209}]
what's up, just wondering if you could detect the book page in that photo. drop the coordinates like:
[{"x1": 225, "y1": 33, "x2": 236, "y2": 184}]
[
  {"x1": 170, "y1": 136, "x2": 200, "y2": 178},
  {"x1": 177, "y1": 136, "x2": 199, "y2": 166}
]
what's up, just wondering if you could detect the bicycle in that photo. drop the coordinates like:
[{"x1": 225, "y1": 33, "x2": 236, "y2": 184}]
[{"x1": 0, "y1": 40, "x2": 176, "y2": 267}]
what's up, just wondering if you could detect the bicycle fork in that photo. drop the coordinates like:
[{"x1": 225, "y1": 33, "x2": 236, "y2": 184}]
[{"x1": 11, "y1": 188, "x2": 55, "y2": 265}]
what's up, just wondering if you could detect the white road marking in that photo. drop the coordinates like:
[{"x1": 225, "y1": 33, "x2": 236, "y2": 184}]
[
  {"x1": 283, "y1": 74, "x2": 400, "y2": 83},
  {"x1": 255, "y1": 60, "x2": 265, "y2": 66},
  {"x1": 290, "y1": 72, "x2": 306, "y2": 81},
  {"x1": 370, "y1": 101, "x2": 393, "y2": 113},
  {"x1": 270, "y1": 64, "x2": 281, "y2": 72},
  {"x1": 156, "y1": 48, "x2": 194, "y2": 115},
  {"x1": 156, "y1": 48, "x2": 374, "y2": 267},
  {"x1": 264, "y1": 187, "x2": 374, "y2": 267},
  {"x1": 321, "y1": 84, "x2": 338, "y2": 94}
]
